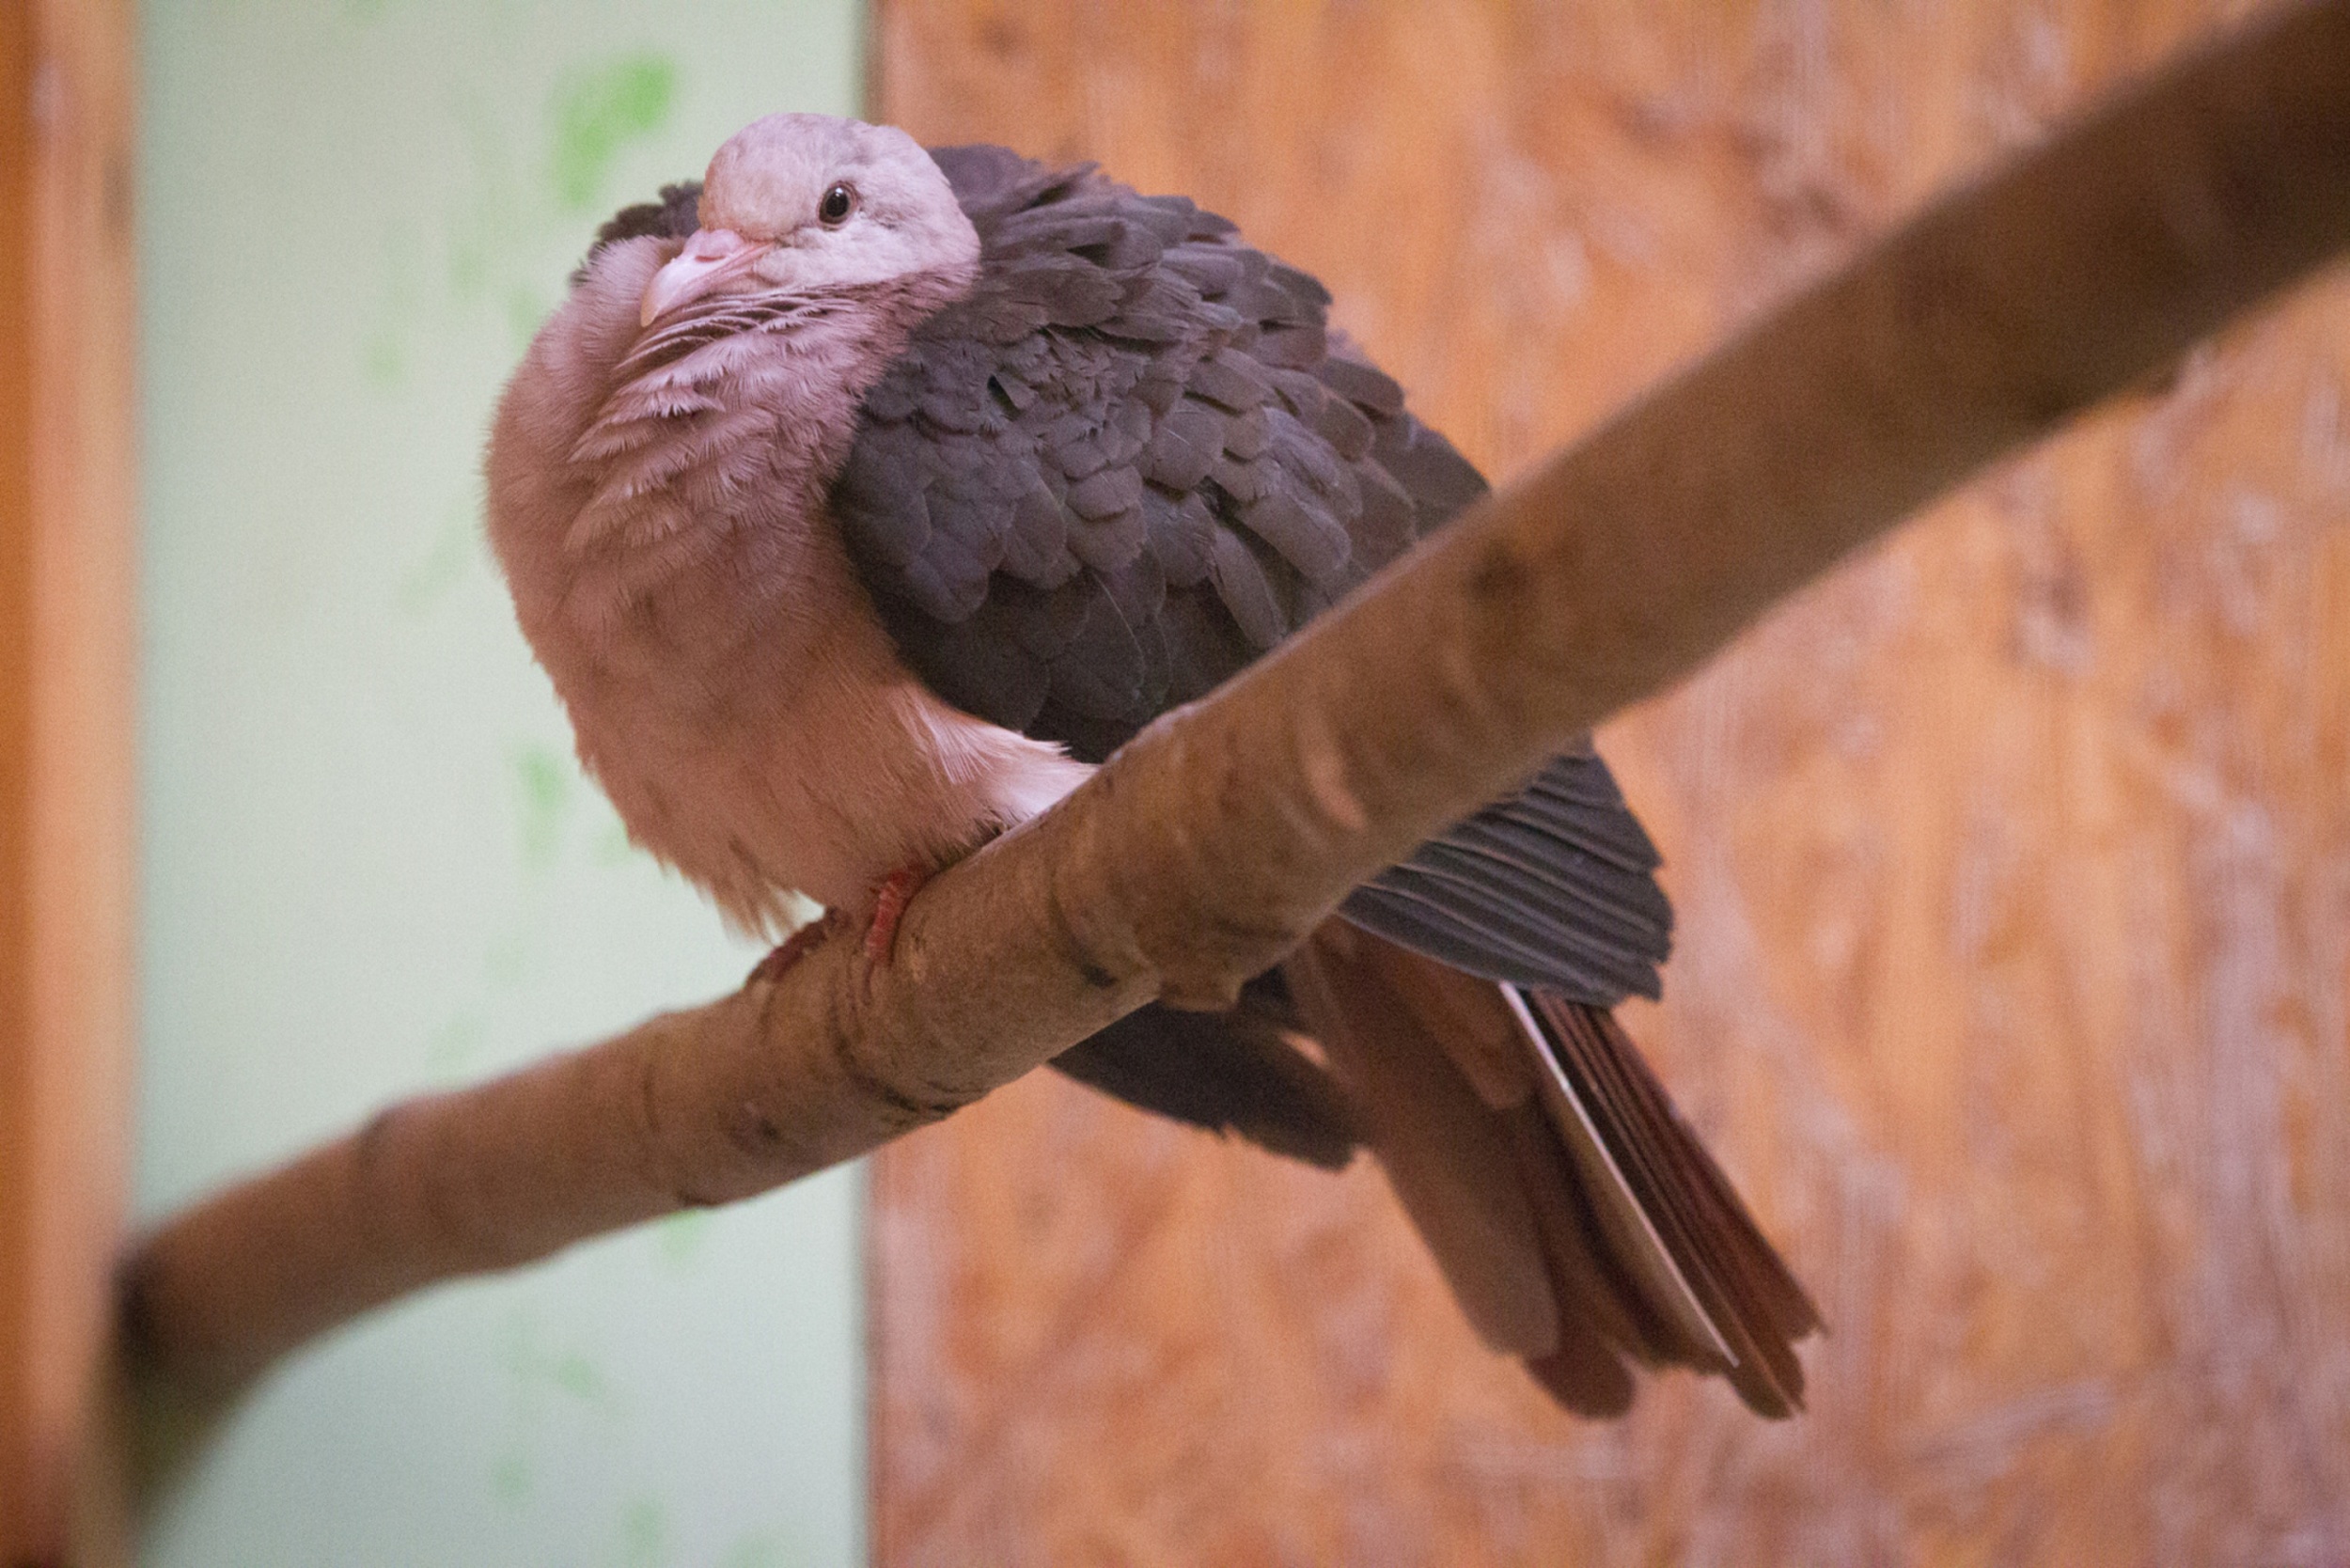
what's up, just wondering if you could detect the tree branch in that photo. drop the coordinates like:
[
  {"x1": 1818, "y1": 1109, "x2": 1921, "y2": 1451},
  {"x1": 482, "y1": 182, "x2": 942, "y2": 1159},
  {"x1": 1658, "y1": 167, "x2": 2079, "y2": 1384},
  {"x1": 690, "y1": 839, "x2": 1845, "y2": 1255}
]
[{"x1": 117, "y1": 0, "x2": 2350, "y2": 1405}]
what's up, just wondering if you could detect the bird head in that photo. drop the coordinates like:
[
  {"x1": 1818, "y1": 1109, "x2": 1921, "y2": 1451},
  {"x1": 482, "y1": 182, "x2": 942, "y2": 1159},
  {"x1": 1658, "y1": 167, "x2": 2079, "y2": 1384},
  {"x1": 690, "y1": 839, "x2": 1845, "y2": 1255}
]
[{"x1": 638, "y1": 113, "x2": 980, "y2": 327}]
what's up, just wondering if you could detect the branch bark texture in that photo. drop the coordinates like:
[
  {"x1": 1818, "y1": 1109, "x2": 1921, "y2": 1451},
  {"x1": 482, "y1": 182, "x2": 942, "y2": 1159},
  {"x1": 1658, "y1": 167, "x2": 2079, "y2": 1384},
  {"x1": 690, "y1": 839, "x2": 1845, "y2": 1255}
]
[{"x1": 120, "y1": 0, "x2": 2350, "y2": 1398}]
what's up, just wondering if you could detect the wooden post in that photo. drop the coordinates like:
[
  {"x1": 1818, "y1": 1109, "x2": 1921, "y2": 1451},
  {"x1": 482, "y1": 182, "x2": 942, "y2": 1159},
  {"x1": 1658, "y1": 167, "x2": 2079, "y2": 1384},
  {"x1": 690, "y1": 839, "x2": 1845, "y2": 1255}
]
[
  {"x1": 869, "y1": 0, "x2": 2350, "y2": 1560},
  {"x1": 0, "y1": 2, "x2": 138, "y2": 1562}
]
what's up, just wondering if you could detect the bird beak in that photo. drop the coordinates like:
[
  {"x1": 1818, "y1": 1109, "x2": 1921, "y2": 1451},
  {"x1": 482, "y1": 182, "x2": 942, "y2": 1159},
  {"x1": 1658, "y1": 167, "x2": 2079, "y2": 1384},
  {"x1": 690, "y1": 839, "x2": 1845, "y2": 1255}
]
[{"x1": 639, "y1": 228, "x2": 777, "y2": 326}]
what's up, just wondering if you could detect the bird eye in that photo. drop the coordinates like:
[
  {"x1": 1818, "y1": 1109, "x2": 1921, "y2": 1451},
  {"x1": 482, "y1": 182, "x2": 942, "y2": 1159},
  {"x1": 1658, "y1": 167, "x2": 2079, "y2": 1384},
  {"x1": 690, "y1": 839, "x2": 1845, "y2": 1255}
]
[{"x1": 819, "y1": 182, "x2": 857, "y2": 227}]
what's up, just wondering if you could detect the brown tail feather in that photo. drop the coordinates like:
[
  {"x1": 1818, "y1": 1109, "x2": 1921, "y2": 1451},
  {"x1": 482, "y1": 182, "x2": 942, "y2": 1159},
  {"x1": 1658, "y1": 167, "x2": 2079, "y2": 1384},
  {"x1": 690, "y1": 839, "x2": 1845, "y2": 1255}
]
[
  {"x1": 1283, "y1": 930, "x2": 1559, "y2": 1356},
  {"x1": 1527, "y1": 993, "x2": 1818, "y2": 1416},
  {"x1": 1504, "y1": 984, "x2": 1738, "y2": 1372},
  {"x1": 1285, "y1": 923, "x2": 1820, "y2": 1419}
]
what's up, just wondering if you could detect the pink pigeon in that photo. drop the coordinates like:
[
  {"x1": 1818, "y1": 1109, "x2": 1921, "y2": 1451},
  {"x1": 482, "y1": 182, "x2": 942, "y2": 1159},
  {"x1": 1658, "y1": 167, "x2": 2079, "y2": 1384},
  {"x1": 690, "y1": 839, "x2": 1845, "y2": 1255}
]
[{"x1": 487, "y1": 112, "x2": 1819, "y2": 1416}]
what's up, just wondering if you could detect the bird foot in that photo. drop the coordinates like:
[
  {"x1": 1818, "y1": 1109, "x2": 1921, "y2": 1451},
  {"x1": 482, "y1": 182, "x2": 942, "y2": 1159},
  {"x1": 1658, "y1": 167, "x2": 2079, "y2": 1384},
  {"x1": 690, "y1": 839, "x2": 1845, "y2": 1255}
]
[
  {"x1": 865, "y1": 867, "x2": 929, "y2": 965},
  {"x1": 746, "y1": 912, "x2": 843, "y2": 988}
]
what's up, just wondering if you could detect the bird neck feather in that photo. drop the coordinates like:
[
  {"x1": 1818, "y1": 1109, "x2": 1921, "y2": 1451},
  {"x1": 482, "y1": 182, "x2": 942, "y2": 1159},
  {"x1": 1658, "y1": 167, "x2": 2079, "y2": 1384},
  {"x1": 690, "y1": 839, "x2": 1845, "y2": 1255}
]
[{"x1": 546, "y1": 247, "x2": 970, "y2": 635}]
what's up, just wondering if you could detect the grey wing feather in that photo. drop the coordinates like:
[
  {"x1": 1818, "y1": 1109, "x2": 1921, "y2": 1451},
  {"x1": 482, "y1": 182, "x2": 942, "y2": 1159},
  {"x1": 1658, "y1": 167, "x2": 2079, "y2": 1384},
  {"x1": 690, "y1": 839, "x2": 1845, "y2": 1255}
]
[
  {"x1": 825, "y1": 146, "x2": 1675, "y2": 1010},
  {"x1": 833, "y1": 149, "x2": 1391, "y2": 758},
  {"x1": 1343, "y1": 750, "x2": 1673, "y2": 1002}
]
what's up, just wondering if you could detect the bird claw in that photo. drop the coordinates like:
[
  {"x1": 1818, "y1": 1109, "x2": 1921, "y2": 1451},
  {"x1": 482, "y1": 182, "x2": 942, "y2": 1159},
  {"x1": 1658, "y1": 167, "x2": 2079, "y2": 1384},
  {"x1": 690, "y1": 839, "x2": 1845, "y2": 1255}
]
[
  {"x1": 745, "y1": 913, "x2": 842, "y2": 988},
  {"x1": 865, "y1": 867, "x2": 928, "y2": 966},
  {"x1": 744, "y1": 868, "x2": 928, "y2": 988}
]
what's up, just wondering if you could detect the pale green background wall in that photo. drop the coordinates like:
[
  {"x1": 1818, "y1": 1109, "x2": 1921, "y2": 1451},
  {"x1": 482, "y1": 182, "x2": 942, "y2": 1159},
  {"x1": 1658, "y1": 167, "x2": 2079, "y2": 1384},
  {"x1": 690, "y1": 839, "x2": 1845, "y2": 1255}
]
[{"x1": 136, "y1": 4, "x2": 866, "y2": 1563}]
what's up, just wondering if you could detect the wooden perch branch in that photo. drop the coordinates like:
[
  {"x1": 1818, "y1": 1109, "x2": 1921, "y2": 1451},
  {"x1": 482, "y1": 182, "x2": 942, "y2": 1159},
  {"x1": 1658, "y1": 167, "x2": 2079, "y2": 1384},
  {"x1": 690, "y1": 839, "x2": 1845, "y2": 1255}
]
[{"x1": 118, "y1": 0, "x2": 2350, "y2": 1403}]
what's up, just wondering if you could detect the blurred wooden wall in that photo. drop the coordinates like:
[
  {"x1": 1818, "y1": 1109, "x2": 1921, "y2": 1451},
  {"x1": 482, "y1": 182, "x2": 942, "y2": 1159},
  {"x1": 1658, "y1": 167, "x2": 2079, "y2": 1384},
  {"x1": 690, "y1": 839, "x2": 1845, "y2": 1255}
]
[
  {"x1": 869, "y1": 3, "x2": 2350, "y2": 1562},
  {"x1": 0, "y1": 1, "x2": 136, "y2": 1562}
]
